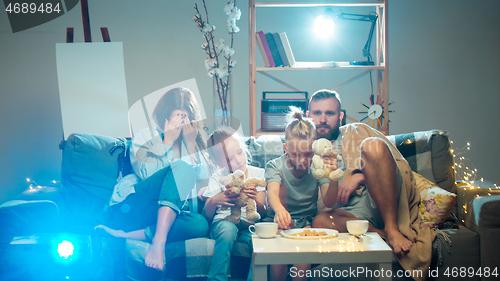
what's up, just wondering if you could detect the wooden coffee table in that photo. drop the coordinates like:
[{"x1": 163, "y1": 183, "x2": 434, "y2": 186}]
[{"x1": 252, "y1": 232, "x2": 393, "y2": 281}]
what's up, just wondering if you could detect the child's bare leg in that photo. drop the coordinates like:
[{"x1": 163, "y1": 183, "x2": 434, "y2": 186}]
[
  {"x1": 292, "y1": 264, "x2": 310, "y2": 281},
  {"x1": 270, "y1": 264, "x2": 288, "y2": 281},
  {"x1": 94, "y1": 225, "x2": 146, "y2": 240},
  {"x1": 145, "y1": 206, "x2": 177, "y2": 271}
]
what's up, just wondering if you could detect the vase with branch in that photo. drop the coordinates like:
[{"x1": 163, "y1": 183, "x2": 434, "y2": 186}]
[{"x1": 193, "y1": 0, "x2": 240, "y2": 128}]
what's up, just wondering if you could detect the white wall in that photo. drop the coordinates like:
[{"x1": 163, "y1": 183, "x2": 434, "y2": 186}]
[
  {"x1": 1, "y1": 0, "x2": 498, "y2": 204},
  {"x1": 388, "y1": 0, "x2": 500, "y2": 187}
]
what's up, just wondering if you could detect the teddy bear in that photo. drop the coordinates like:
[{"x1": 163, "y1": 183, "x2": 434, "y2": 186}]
[
  {"x1": 311, "y1": 138, "x2": 344, "y2": 182},
  {"x1": 218, "y1": 170, "x2": 267, "y2": 224}
]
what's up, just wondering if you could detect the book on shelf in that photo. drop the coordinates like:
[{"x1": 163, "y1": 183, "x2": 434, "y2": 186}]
[
  {"x1": 265, "y1": 32, "x2": 283, "y2": 67},
  {"x1": 272, "y1": 32, "x2": 289, "y2": 67},
  {"x1": 256, "y1": 30, "x2": 275, "y2": 67},
  {"x1": 256, "y1": 33, "x2": 270, "y2": 67},
  {"x1": 278, "y1": 32, "x2": 296, "y2": 67}
]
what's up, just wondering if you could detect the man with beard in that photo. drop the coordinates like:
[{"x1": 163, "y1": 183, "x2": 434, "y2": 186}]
[{"x1": 308, "y1": 89, "x2": 435, "y2": 281}]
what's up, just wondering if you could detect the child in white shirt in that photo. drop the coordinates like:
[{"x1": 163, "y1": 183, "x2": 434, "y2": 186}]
[{"x1": 202, "y1": 127, "x2": 267, "y2": 281}]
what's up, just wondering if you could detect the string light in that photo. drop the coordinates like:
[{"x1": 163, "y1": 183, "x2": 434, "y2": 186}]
[
  {"x1": 26, "y1": 178, "x2": 39, "y2": 189},
  {"x1": 26, "y1": 178, "x2": 61, "y2": 189},
  {"x1": 451, "y1": 140, "x2": 478, "y2": 184},
  {"x1": 451, "y1": 139, "x2": 500, "y2": 227}
]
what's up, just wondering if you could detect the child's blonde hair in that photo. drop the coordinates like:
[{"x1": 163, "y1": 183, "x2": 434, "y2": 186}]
[
  {"x1": 206, "y1": 126, "x2": 251, "y2": 170},
  {"x1": 284, "y1": 106, "x2": 317, "y2": 142}
]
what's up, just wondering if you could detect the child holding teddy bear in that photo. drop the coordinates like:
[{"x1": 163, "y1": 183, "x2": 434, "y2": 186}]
[
  {"x1": 202, "y1": 126, "x2": 267, "y2": 281},
  {"x1": 264, "y1": 107, "x2": 340, "y2": 281}
]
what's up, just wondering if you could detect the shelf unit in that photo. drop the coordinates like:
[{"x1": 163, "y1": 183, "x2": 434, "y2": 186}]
[{"x1": 248, "y1": 0, "x2": 388, "y2": 136}]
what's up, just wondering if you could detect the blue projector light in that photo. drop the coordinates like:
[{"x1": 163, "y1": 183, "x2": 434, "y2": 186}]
[{"x1": 57, "y1": 240, "x2": 75, "y2": 259}]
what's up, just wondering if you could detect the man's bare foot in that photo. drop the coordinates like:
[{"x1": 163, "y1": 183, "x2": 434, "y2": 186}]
[
  {"x1": 145, "y1": 243, "x2": 165, "y2": 271},
  {"x1": 94, "y1": 225, "x2": 126, "y2": 238},
  {"x1": 386, "y1": 230, "x2": 413, "y2": 255}
]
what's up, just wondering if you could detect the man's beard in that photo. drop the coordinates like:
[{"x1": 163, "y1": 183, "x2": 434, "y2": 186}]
[{"x1": 317, "y1": 123, "x2": 340, "y2": 141}]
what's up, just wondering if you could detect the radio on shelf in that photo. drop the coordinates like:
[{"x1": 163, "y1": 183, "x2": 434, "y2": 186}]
[{"x1": 261, "y1": 91, "x2": 308, "y2": 132}]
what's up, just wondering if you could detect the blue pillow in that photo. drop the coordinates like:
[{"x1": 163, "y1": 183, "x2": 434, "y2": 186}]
[{"x1": 61, "y1": 133, "x2": 131, "y2": 225}]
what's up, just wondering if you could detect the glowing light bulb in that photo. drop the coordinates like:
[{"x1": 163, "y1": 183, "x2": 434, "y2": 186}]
[
  {"x1": 314, "y1": 15, "x2": 334, "y2": 38},
  {"x1": 57, "y1": 240, "x2": 74, "y2": 259}
]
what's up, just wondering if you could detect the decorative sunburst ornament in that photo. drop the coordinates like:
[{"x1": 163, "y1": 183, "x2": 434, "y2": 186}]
[{"x1": 357, "y1": 94, "x2": 393, "y2": 128}]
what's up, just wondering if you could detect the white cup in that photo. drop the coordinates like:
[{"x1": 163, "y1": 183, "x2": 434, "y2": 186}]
[
  {"x1": 249, "y1": 222, "x2": 278, "y2": 239},
  {"x1": 346, "y1": 220, "x2": 369, "y2": 236}
]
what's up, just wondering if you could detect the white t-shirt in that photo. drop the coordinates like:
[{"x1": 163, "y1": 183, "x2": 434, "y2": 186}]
[{"x1": 203, "y1": 166, "x2": 266, "y2": 223}]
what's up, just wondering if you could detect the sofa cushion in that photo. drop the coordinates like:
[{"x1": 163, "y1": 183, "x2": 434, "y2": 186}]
[
  {"x1": 475, "y1": 201, "x2": 500, "y2": 279},
  {"x1": 246, "y1": 135, "x2": 285, "y2": 169},
  {"x1": 387, "y1": 130, "x2": 456, "y2": 193},
  {"x1": 414, "y1": 172, "x2": 457, "y2": 227},
  {"x1": 0, "y1": 200, "x2": 60, "y2": 238},
  {"x1": 0, "y1": 186, "x2": 64, "y2": 237},
  {"x1": 60, "y1": 133, "x2": 131, "y2": 226},
  {"x1": 477, "y1": 198, "x2": 500, "y2": 228},
  {"x1": 456, "y1": 181, "x2": 500, "y2": 228}
]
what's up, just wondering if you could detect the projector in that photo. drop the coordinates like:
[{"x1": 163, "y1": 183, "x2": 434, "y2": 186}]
[{"x1": 0, "y1": 233, "x2": 94, "y2": 280}]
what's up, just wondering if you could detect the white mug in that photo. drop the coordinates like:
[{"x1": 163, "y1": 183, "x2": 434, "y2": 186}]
[
  {"x1": 346, "y1": 220, "x2": 369, "y2": 236},
  {"x1": 249, "y1": 222, "x2": 278, "y2": 239}
]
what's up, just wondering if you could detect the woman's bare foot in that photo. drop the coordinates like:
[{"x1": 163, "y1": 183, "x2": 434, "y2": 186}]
[
  {"x1": 145, "y1": 243, "x2": 165, "y2": 271},
  {"x1": 386, "y1": 229, "x2": 413, "y2": 255},
  {"x1": 94, "y1": 225, "x2": 126, "y2": 238}
]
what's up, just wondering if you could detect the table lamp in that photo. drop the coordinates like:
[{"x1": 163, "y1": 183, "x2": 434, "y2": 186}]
[{"x1": 315, "y1": 8, "x2": 379, "y2": 66}]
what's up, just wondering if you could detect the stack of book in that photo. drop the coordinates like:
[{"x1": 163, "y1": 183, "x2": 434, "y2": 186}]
[
  {"x1": 256, "y1": 31, "x2": 296, "y2": 67},
  {"x1": 256, "y1": 31, "x2": 351, "y2": 68}
]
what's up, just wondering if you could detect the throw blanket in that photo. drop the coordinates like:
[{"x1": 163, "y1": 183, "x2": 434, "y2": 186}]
[{"x1": 341, "y1": 123, "x2": 436, "y2": 281}]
